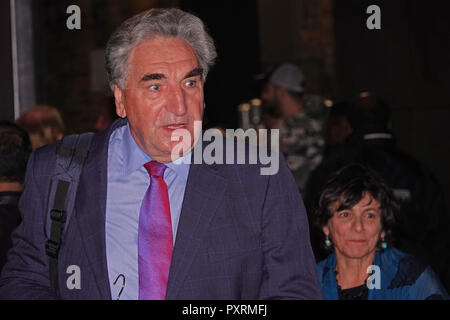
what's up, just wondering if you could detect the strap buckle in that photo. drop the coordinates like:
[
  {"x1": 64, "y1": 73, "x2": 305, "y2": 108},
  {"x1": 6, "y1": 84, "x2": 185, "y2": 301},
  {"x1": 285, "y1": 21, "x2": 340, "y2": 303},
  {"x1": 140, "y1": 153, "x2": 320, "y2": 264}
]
[
  {"x1": 45, "y1": 240, "x2": 60, "y2": 259},
  {"x1": 50, "y1": 209, "x2": 67, "y2": 223}
]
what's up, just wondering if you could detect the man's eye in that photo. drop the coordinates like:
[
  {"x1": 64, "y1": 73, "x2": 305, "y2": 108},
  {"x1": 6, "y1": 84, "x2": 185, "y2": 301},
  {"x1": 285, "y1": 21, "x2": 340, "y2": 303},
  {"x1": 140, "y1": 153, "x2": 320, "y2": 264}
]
[
  {"x1": 149, "y1": 84, "x2": 160, "y2": 91},
  {"x1": 185, "y1": 80, "x2": 196, "y2": 88}
]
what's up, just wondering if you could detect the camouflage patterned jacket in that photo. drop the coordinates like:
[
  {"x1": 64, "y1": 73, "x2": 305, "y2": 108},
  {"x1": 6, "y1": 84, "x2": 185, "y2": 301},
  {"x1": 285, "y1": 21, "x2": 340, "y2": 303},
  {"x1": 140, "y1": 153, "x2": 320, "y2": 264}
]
[{"x1": 280, "y1": 111, "x2": 324, "y2": 193}]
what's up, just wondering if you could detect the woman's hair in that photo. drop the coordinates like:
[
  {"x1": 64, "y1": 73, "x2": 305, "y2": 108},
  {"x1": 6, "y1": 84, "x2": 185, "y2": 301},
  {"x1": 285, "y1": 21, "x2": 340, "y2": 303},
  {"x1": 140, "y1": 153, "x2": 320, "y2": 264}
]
[
  {"x1": 105, "y1": 8, "x2": 217, "y2": 92},
  {"x1": 313, "y1": 162, "x2": 398, "y2": 250}
]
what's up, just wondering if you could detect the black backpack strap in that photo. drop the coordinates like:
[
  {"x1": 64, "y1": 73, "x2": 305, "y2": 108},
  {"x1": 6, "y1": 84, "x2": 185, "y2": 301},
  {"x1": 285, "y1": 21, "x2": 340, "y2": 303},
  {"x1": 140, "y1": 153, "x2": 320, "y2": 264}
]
[{"x1": 45, "y1": 132, "x2": 94, "y2": 294}]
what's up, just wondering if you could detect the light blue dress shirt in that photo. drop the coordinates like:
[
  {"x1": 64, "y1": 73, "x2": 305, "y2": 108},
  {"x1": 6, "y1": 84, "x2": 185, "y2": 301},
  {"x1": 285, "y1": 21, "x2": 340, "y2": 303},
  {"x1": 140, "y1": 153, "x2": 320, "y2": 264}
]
[{"x1": 105, "y1": 123, "x2": 190, "y2": 300}]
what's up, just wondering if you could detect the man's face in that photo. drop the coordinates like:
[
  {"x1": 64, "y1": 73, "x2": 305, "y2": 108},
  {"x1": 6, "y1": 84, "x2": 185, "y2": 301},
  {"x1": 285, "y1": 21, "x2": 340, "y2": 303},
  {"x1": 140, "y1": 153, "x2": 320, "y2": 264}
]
[
  {"x1": 261, "y1": 82, "x2": 283, "y2": 119},
  {"x1": 114, "y1": 36, "x2": 204, "y2": 163},
  {"x1": 261, "y1": 83, "x2": 277, "y2": 109},
  {"x1": 325, "y1": 115, "x2": 353, "y2": 147}
]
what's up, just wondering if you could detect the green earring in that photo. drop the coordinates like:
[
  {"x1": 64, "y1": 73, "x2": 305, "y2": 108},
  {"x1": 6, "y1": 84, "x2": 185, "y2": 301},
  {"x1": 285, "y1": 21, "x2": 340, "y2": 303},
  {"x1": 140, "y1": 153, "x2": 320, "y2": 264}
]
[
  {"x1": 325, "y1": 236, "x2": 331, "y2": 247},
  {"x1": 381, "y1": 238, "x2": 388, "y2": 249}
]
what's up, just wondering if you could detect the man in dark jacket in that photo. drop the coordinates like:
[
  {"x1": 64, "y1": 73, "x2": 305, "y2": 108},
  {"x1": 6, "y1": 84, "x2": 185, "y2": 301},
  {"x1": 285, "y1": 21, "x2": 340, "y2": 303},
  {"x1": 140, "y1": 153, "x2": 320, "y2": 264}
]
[
  {"x1": 305, "y1": 94, "x2": 450, "y2": 291},
  {"x1": 0, "y1": 9, "x2": 322, "y2": 300}
]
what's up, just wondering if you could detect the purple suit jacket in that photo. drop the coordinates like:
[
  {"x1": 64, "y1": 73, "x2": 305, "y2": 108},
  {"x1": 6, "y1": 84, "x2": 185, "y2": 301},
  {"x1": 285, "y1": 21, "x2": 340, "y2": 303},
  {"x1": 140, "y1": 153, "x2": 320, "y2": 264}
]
[{"x1": 0, "y1": 119, "x2": 322, "y2": 300}]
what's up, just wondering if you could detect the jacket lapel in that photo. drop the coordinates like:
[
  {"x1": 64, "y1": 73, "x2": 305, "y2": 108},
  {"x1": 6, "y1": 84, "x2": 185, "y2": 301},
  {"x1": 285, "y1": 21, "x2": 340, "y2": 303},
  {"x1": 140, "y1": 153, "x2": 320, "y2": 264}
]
[
  {"x1": 165, "y1": 161, "x2": 227, "y2": 299},
  {"x1": 74, "y1": 119, "x2": 127, "y2": 300}
]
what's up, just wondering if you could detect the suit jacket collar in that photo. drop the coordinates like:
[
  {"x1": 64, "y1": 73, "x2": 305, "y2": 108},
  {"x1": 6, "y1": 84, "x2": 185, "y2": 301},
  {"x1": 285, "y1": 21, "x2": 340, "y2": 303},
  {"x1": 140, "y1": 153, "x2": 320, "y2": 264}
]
[
  {"x1": 74, "y1": 118, "x2": 127, "y2": 300},
  {"x1": 166, "y1": 158, "x2": 227, "y2": 299}
]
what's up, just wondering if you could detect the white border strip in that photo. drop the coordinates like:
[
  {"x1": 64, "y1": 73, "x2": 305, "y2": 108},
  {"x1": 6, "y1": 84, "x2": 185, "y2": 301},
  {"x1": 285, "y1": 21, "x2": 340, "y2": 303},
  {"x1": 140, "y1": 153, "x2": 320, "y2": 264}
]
[{"x1": 10, "y1": 0, "x2": 20, "y2": 120}]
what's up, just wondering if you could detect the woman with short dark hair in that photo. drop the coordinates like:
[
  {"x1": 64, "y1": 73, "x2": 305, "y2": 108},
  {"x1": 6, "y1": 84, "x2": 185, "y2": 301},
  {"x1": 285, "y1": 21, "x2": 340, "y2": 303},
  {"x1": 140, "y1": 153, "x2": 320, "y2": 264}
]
[{"x1": 314, "y1": 163, "x2": 448, "y2": 299}]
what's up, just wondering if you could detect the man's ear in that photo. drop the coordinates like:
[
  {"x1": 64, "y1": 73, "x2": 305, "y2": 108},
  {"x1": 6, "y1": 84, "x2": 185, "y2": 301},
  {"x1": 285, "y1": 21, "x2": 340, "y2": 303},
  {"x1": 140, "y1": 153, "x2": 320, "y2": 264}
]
[{"x1": 114, "y1": 85, "x2": 127, "y2": 118}]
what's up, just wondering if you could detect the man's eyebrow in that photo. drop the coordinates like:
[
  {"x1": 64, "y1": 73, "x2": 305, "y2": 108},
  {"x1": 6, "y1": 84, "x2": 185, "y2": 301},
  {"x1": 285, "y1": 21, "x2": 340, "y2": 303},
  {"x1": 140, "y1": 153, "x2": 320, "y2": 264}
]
[
  {"x1": 140, "y1": 73, "x2": 166, "y2": 82},
  {"x1": 184, "y1": 68, "x2": 203, "y2": 79}
]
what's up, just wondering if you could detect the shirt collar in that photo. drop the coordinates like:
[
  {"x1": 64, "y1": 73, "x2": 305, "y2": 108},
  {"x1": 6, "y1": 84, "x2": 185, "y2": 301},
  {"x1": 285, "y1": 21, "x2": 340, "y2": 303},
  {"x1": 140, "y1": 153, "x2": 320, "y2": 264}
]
[
  {"x1": 122, "y1": 123, "x2": 191, "y2": 182},
  {"x1": 122, "y1": 123, "x2": 151, "y2": 176},
  {"x1": 165, "y1": 152, "x2": 191, "y2": 183}
]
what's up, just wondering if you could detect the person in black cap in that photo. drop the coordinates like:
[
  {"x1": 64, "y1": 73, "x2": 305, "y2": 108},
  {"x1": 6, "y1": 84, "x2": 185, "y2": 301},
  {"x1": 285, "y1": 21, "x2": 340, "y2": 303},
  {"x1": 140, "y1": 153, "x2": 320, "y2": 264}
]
[{"x1": 261, "y1": 63, "x2": 325, "y2": 193}]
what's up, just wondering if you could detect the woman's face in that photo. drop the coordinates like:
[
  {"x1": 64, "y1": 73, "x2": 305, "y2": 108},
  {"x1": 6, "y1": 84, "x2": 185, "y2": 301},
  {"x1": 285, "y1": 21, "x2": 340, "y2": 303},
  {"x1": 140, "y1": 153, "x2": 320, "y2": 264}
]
[{"x1": 323, "y1": 192, "x2": 385, "y2": 260}]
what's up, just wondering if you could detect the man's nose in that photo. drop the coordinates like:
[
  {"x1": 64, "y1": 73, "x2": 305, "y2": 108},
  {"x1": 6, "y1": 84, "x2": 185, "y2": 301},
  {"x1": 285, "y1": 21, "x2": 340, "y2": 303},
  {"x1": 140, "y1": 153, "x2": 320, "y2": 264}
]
[{"x1": 166, "y1": 85, "x2": 187, "y2": 116}]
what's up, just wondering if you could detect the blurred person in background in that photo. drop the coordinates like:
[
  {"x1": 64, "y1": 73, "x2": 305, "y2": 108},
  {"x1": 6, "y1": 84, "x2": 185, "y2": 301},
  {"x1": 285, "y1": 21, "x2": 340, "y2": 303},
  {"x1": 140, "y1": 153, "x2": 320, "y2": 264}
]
[
  {"x1": 0, "y1": 121, "x2": 31, "y2": 272},
  {"x1": 261, "y1": 63, "x2": 324, "y2": 193},
  {"x1": 305, "y1": 93, "x2": 450, "y2": 292},
  {"x1": 323, "y1": 101, "x2": 353, "y2": 152},
  {"x1": 315, "y1": 163, "x2": 448, "y2": 300},
  {"x1": 16, "y1": 105, "x2": 64, "y2": 149}
]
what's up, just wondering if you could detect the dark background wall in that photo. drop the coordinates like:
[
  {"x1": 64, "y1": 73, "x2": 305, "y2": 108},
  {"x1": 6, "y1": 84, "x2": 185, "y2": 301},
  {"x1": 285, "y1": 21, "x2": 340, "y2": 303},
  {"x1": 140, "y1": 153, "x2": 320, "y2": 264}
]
[
  {"x1": 334, "y1": 0, "x2": 450, "y2": 106},
  {"x1": 0, "y1": 1, "x2": 15, "y2": 121},
  {"x1": 333, "y1": 0, "x2": 450, "y2": 212},
  {"x1": 180, "y1": 0, "x2": 261, "y2": 129}
]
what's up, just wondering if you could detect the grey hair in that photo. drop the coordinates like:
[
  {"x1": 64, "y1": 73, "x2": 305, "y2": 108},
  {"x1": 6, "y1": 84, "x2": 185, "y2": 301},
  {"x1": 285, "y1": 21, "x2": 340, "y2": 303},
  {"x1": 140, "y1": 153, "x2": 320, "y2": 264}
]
[{"x1": 105, "y1": 8, "x2": 217, "y2": 91}]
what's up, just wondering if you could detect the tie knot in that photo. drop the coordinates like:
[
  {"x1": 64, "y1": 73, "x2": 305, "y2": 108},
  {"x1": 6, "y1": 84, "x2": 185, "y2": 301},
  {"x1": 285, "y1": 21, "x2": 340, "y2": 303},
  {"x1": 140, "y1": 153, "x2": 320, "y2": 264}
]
[{"x1": 144, "y1": 161, "x2": 167, "y2": 178}]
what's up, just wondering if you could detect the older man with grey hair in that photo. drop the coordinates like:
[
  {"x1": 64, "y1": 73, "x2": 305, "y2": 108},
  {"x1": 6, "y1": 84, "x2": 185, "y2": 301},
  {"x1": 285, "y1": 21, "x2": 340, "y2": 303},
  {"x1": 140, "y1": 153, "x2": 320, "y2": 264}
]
[{"x1": 0, "y1": 8, "x2": 321, "y2": 300}]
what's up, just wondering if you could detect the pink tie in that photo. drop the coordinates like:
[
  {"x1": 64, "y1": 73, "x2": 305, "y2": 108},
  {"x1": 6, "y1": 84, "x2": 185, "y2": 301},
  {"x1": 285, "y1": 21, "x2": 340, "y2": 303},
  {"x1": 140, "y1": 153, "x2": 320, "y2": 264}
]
[{"x1": 138, "y1": 161, "x2": 173, "y2": 300}]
